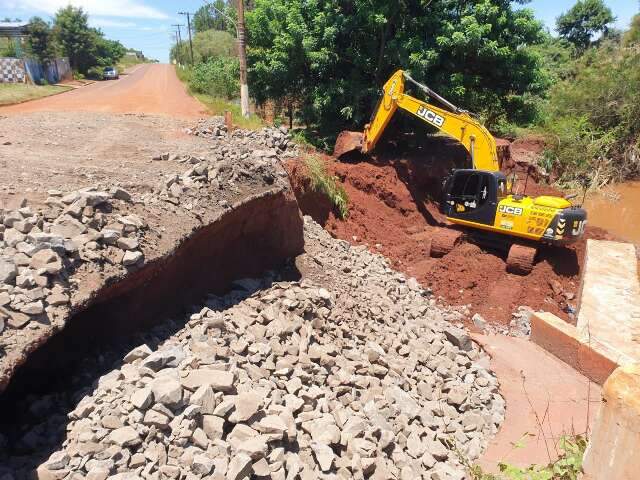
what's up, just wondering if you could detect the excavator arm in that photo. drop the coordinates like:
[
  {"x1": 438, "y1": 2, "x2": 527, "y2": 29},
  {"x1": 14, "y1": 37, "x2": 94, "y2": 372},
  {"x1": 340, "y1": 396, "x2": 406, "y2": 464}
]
[{"x1": 348, "y1": 70, "x2": 499, "y2": 172}]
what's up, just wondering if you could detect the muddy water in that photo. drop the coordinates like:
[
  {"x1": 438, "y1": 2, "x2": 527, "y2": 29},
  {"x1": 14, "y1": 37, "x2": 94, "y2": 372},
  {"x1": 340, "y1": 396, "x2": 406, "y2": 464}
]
[{"x1": 584, "y1": 181, "x2": 640, "y2": 243}]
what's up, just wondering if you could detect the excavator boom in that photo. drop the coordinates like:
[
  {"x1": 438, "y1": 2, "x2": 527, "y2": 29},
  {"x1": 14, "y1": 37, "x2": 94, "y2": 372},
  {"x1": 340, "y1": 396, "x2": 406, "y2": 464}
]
[{"x1": 334, "y1": 70, "x2": 499, "y2": 172}]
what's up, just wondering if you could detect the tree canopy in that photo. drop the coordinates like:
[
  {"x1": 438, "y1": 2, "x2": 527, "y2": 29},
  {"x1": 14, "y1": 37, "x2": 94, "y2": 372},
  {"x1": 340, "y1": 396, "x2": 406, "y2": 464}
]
[
  {"x1": 556, "y1": 0, "x2": 615, "y2": 50},
  {"x1": 193, "y1": 2, "x2": 236, "y2": 35},
  {"x1": 247, "y1": 0, "x2": 548, "y2": 145},
  {"x1": 26, "y1": 17, "x2": 53, "y2": 62},
  {"x1": 22, "y1": 7, "x2": 127, "y2": 74}
]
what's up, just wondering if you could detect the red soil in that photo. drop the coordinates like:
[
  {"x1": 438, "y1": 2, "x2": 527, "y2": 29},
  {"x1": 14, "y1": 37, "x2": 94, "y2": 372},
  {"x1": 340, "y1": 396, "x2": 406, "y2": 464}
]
[{"x1": 286, "y1": 139, "x2": 613, "y2": 327}]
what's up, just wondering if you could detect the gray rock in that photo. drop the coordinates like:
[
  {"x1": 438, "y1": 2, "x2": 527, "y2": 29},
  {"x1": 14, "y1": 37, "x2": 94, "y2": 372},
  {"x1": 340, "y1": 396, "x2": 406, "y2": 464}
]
[
  {"x1": 0, "y1": 257, "x2": 17, "y2": 284},
  {"x1": 50, "y1": 217, "x2": 86, "y2": 238},
  {"x1": 141, "y1": 346, "x2": 185, "y2": 371},
  {"x1": 181, "y1": 368, "x2": 235, "y2": 392},
  {"x1": 226, "y1": 452, "x2": 252, "y2": 480},
  {"x1": 131, "y1": 387, "x2": 154, "y2": 410},
  {"x1": 124, "y1": 344, "x2": 152, "y2": 363},
  {"x1": 149, "y1": 376, "x2": 183, "y2": 408},
  {"x1": 122, "y1": 250, "x2": 143, "y2": 266},
  {"x1": 43, "y1": 451, "x2": 70, "y2": 470},
  {"x1": 444, "y1": 326, "x2": 473, "y2": 351},
  {"x1": 108, "y1": 426, "x2": 141, "y2": 447}
]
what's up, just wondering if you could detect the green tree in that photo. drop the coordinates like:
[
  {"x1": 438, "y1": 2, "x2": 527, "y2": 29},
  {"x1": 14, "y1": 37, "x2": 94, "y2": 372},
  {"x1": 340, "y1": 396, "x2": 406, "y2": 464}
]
[
  {"x1": 556, "y1": 0, "x2": 615, "y2": 50},
  {"x1": 193, "y1": 2, "x2": 236, "y2": 33},
  {"x1": 247, "y1": 0, "x2": 548, "y2": 146},
  {"x1": 26, "y1": 17, "x2": 54, "y2": 61},
  {"x1": 52, "y1": 6, "x2": 96, "y2": 72},
  {"x1": 192, "y1": 30, "x2": 236, "y2": 63},
  {"x1": 623, "y1": 14, "x2": 640, "y2": 46},
  {"x1": 94, "y1": 35, "x2": 126, "y2": 66}
]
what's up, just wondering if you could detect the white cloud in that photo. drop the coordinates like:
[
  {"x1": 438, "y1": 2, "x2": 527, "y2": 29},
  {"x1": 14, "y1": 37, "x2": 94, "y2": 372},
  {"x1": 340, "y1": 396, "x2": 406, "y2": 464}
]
[
  {"x1": 1, "y1": 0, "x2": 169, "y2": 20},
  {"x1": 90, "y1": 18, "x2": 137, "y2": 28}
]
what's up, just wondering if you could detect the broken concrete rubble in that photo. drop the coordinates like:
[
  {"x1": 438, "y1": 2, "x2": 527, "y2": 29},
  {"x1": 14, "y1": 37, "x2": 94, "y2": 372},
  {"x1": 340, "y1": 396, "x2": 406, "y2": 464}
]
[{"x1": 2, "y1": 217, "x2": 504, "y2": 480}]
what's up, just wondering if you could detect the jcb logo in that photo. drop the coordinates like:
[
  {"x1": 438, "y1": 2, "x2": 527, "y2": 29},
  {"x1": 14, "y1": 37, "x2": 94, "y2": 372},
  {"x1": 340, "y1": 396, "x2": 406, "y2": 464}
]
[
  {"x1": 572, "y1": 220, "x2": 586, "y2": 236},
  {"x1": 416, "y1": 106, "x2": 445, "y2": 127},
  {"x1": 499, "y1": 205, "x2": 523, "y2": 216}
]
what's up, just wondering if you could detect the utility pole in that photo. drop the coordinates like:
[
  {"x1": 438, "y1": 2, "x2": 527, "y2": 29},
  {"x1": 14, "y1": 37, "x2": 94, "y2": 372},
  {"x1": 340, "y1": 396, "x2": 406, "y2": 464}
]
[
  {"x1": 236, "y1": 0, "x2": 249, "y2": 117},
  {"x1": 171, "y1": 24, "x2": 185, "y2": 65},
  {"x1": 172, "y1": 33, "x2": 179, "y2": 64},
  {"x1": 178, "y1": 12, "x2": 195, "y2": 65}
]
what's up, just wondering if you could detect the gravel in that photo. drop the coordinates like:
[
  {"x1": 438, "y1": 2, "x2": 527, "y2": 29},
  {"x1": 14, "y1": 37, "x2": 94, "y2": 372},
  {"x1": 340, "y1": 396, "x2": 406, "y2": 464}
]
[{"x1": 3, "y1": 217, "x2": 504, "y2": 480}]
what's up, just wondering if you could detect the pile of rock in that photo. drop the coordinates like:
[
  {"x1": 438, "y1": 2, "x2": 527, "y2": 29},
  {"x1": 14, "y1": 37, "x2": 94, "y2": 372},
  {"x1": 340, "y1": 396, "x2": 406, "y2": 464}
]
[
  {"x1": 185, "y1": 118, "x2": 229, "y2": 139},
  {"x1": 185, "y1": 117, "x2": 298, "y2": 157},
  {"x1": 0, "y1": 187, "x2": 145, "y2": 336},
  {"x1": 21, "y1": 217, "x2": 504, "y2": 480},
  {"x1": 153, "y1": 124, "x2": 299, "y2": 213}
]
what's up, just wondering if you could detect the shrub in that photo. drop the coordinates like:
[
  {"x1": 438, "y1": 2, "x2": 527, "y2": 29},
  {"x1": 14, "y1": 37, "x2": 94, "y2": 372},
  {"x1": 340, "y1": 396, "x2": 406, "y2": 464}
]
[
  {"x1": 86, "y1": 66, "x2": 104, "y2": 80},
  {"x1": 303, "y1": 156, "x2": 349, "y2": 219},
  {"x1": 189, "y1": 57, "x2": 240, "y2": 100},
  {"x1": 539, "y1": 41, "x2": 640, "y2": 186}
]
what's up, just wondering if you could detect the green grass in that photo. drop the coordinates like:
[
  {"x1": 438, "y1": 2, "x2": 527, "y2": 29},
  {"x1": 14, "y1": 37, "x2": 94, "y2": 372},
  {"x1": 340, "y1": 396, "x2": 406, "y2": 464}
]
[
  {"x1": 467, "y1": 434, "x2": 587, "y2": 480},
  {"x1": 304, "y1": 155, "x2": 349, "y2": 219},
  {"x1": 0, "y1": 83, "x2": 72, "y2": 106},
  {"x1": 192, "y1": 93, "x2": 264, "y2": 130},
  {"x1": 175, "y1": 65, "x2": 263, "y2": 130}
]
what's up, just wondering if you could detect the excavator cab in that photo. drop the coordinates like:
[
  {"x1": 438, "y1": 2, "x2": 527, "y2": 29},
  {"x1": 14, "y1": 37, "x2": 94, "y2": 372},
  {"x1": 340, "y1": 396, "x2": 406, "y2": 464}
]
[{"x1": 442, "y1": 170, "x2": 507, "y2": 226}]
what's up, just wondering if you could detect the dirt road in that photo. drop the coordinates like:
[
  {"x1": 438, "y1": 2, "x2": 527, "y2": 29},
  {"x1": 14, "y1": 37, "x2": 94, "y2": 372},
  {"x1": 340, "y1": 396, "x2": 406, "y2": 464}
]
[{"x1": 0, "y1": 64, "x2": 206, "y2": 118}]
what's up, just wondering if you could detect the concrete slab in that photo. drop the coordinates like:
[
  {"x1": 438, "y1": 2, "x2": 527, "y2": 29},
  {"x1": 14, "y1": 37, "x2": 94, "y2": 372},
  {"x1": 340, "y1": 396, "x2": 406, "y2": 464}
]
[
  {"x1": 576, "y1": 240, "x2": 640, "y2": 361},
  {"x1": 474, "y1": 334, "x2": 600, "y2": 471},
  {"x1": 530, "y1": 240, "x2": 640, "y2": 384}
]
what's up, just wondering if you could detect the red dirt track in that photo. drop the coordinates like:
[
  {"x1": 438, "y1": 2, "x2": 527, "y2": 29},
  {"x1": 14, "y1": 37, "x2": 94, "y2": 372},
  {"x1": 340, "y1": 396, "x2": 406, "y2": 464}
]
[
  {"x1": 0, "y1": 64, "x2": 206, "y2": 119},
  {"x1": 287, "y1": 140, "x2": 613, "y2": 327}
]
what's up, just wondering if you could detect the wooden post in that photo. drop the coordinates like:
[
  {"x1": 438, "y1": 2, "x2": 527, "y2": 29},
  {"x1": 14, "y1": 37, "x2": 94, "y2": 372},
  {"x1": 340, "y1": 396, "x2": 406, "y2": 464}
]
[{"x1": 224, "y1": 110, "x2": 233, "y2": 132}]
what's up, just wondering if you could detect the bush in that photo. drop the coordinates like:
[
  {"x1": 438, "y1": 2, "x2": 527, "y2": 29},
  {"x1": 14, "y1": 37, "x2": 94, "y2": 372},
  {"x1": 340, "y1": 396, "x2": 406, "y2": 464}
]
[
  {"x1": 539, "y1": 41, "x2": 640, "y2": 186},
  {"x1": 303, "y1": 156, "x2": 349, "y2": 219},
  {"x1": 189, "y1": 57, "x2": 240, "y2": 99},
  {"x1": 85, "y1": 66, "x2": 104, "y2": 80}
]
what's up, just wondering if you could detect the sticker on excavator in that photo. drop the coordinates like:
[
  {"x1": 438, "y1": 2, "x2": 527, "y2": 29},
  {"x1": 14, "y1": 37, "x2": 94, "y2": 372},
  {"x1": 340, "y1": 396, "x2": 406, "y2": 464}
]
[
  {"x1": 498, "y1": 205, "x2": 523, "y2": 216},
  {"x1": 416, "y1": 106, "x2": 445, "y2": 127}
]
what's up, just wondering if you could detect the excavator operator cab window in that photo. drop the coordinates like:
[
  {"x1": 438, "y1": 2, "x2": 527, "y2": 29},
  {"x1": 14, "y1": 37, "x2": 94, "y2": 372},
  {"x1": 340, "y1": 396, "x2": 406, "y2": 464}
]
[{"x1": 449, "y1": 171, "x2": 490, "y2": 212}]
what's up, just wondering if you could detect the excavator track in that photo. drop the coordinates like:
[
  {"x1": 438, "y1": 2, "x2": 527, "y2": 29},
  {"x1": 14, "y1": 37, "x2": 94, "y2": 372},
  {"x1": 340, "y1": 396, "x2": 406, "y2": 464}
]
[
  {"x1": 506, "y1": 244, "x2": 537, "y2": 275},
  {"x1": 430, "y1": 228, "x2": 463, "y2": 258}
]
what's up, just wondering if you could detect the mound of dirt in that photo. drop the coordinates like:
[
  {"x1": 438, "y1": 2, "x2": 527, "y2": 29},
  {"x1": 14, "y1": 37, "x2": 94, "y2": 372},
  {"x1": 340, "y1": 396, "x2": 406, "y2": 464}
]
[{"x1": 286, "y1": 139, "x2": 613, "y2": 327}]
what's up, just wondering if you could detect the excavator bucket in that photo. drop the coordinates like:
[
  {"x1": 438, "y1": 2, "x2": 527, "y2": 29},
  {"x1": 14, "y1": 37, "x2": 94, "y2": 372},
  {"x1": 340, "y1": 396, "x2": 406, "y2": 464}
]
[{"x1": 333, "y1": 131, "x2": 364, "y2": 159}]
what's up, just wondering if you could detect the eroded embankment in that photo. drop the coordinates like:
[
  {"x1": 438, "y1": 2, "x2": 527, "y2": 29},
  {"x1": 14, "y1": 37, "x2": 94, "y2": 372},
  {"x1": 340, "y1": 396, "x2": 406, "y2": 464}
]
[
  {"x1": 286, "y1": 138, "x2": 613, "y2": 329},
  {"x1": 1, "y1": 189, "x2": 303, "y2": 396}
]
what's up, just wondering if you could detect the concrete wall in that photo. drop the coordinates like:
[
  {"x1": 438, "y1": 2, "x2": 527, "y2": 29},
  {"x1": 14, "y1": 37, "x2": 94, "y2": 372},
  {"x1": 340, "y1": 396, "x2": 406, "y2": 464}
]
[{"x1": 582, "y1": 364, "x2": 640, "y2": 479}]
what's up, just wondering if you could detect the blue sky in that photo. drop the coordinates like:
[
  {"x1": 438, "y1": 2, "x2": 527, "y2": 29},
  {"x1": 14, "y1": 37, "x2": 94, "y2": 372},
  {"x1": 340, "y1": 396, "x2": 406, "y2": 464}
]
[{"x1": 0, "y1": 0, "x2": 637, "y2": 63}]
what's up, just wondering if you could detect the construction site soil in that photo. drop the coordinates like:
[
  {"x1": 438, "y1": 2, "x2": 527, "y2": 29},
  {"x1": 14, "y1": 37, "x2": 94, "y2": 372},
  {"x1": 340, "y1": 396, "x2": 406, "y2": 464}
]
[{"x1": 286, "y1": 136, "x2": 614, "y2": 327}]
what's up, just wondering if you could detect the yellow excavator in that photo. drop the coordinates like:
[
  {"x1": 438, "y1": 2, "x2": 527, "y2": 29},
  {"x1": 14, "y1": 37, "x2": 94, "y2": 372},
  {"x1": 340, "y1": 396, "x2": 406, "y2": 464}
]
[{"x1": 334, "y1": 70, "x2": 587, "y2": 274}]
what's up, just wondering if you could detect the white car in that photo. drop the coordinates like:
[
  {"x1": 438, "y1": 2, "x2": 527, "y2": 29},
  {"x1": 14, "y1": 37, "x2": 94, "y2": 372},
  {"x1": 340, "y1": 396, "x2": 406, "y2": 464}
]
[{"x1": 103, "y1": 67, "x2": 119, "y2": 80}]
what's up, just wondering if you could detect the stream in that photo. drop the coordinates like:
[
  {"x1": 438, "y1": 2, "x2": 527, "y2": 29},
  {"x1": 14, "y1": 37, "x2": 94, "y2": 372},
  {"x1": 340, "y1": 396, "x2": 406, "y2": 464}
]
[{"x1": 583, "y1": 181, "x2": 640, "y2": 243}]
